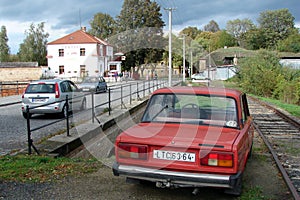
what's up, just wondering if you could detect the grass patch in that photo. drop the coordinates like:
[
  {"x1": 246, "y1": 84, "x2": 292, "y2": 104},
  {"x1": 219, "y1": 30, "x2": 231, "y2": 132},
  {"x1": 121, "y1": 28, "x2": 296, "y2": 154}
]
[
  {"x1": 0, "y1": 155, "x2": 103, "y2": 182},
  {"x1": 256, "y1": 96, "x2": 300, "y2": 117},
  {"x1": 239, "y1": 186, "x2": 266, "y2": 200}
]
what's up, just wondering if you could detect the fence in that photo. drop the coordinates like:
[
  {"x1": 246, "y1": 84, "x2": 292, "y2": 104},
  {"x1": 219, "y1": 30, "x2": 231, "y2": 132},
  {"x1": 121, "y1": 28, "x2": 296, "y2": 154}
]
[
  {"x1": 24, "y1": 79, "x2": 172, "y2": 155},
  {"x1": 0, "y1": 81, "x2": 29, "y2": 97}
]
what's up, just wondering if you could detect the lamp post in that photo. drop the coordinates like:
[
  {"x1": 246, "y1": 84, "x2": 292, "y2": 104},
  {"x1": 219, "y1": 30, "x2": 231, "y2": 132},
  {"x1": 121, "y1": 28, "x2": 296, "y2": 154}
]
[{"x1": 180, "y1": 34, "x2": 186, "y2": 82}]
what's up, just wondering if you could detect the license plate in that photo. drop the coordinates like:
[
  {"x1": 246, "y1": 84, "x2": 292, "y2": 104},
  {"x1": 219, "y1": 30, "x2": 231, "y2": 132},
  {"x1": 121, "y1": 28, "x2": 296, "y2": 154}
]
[
  {"x1": 153, "y1": 150, "x2": 196, "y2": 162},
  {"x1": 32, "y1": 98, "x2": 46, "y2": 103}
]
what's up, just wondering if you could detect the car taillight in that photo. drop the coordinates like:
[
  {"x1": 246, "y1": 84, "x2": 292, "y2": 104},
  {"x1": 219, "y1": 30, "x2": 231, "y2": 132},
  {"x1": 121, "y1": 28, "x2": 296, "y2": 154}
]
[
  {"x1": 118, "y1": 143, "x2": 148, "y2": 160},
  {"x1": 22, "y1": 84, "x2": 30, "y2": 98},
  {"x1": 201, "y1": 153, "x2": 233, "y2": 167},
  {"x1": 55, "y1": 83, "x2": 60, "y2": 98}
]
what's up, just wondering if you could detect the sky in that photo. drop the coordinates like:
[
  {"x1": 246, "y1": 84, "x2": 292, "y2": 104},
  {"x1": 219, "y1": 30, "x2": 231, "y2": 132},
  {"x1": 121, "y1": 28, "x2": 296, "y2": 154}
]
[{"x1": 0, "y1": 0, "x2": 300, "y2": 54}]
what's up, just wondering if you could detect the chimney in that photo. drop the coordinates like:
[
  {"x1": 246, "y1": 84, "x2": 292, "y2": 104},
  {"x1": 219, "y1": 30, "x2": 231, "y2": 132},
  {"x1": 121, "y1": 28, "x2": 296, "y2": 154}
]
[{"x1": 81, "y1": 26, "x2": 86, "y2": 32}]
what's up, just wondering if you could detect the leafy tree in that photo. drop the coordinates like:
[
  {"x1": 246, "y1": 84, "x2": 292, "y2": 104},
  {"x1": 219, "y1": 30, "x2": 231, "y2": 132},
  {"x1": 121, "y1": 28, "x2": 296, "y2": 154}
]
[
  {"x1": 195, "y1": 31, "x2": 213, "y2": 51},
  {"x1": 18, "y1": 22, "x2": 49, "y2": 66},
  {"x1": 180, "y1": 26, "x2": 201, "y2": 40},
  {"x1": 258, "y1": 9, "x2": 295, "y2": 49},
  {"x1": 0, "y1": 25, "x2": 10, "y2": 61},
  {"x1": 210, "y1": 31, "x2": 237, "y2": 51},
  {"x1": 240, "y1": 28, "x2": 267, "y2": 50},
  {"x1": 237, "y1": 50, "x2": 282, "y2": 97},
  {"x1": 203, "y1": 20, "x2": 220, "y2": 33},
  {"x1": 89, "y1": 13, "x2": 116, "y2": 40},
  {"x1": 111, "y1": 0, "x2": 165, "y2": 74},
  {"x1": 226, "y1": 18, "x2": 255, "y2": 45},
  {"x1": 277, "y1": 29, "x2": 300, "y2": 53}
]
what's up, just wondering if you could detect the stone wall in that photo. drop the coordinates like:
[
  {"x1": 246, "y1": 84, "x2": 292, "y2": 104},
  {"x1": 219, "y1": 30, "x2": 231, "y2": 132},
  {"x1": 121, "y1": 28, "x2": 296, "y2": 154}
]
[{"x1": 0, "y1": 67, "x2": 42, "y2": 82}]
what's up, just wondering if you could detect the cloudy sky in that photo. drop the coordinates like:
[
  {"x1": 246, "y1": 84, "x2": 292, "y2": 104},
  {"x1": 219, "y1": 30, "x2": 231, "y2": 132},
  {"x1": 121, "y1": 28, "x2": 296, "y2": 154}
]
[{"x1": 1, "y1": 0, "x2": 299, "y2": 54}]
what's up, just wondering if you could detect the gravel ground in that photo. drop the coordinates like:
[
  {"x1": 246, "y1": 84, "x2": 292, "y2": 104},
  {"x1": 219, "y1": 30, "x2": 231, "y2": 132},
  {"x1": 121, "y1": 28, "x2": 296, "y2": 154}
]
[{"x1": 0, "y1": 131, "x2": 293, "y2": 200}]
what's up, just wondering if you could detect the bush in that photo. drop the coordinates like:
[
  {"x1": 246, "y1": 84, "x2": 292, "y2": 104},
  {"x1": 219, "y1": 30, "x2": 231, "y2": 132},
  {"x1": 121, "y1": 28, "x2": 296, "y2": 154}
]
[{"x1": 237, "y1": 49, "x2": 300, "y2": 105}]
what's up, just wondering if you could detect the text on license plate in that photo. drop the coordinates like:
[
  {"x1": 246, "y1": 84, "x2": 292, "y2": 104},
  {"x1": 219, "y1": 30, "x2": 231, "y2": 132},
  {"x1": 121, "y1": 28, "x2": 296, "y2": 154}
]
[
  {"x1": 153, "y1": 150, "x2": 195, "y2": 162},
  {"x1": 32, "y1": 98, "x2": 46, "y2": 103}
]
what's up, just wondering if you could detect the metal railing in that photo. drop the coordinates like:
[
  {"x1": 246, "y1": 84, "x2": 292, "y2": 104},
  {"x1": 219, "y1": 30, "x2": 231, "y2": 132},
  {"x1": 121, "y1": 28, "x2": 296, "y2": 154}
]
[{"x1": 24, "y1": 79, "x2": 170, "y2": 155}]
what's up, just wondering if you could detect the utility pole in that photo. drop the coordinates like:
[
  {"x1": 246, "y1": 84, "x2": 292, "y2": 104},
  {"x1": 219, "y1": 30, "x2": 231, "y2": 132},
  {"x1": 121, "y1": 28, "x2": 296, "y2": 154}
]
[
  {"x1": 164, "y1": 8, "x2": 176, "y2": 87},
  {"x1": 180, "y1": 34, "x2": 186, "y2": 82}
]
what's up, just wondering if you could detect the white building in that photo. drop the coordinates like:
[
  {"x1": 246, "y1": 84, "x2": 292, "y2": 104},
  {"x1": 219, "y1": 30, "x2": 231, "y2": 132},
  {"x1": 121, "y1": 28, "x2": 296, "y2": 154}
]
[{"x1": 47, "y1": 27, "x2": 114, "y2": 78}]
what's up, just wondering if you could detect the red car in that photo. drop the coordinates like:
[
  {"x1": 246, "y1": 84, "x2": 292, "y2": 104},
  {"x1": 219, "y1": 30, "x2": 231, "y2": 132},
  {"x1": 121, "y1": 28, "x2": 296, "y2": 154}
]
[{"x1": 113, "y1": 86, "x2": 254, "y2": 195}]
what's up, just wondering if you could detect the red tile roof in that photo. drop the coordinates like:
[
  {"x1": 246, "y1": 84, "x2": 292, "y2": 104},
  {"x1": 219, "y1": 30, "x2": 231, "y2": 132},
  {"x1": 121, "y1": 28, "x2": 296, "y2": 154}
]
[{"x1": 48, "y1": 29, "x2": 110, "y2": 46}]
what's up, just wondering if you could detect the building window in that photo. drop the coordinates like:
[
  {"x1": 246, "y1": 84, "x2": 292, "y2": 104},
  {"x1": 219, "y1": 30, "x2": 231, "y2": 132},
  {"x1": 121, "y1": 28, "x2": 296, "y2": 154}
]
[
  {"x1": 59, "y1": 49, "x2": 64, "y2": 57},
  {"x1": 59, "y1": 65, "x2": 64, "y2": 74},
  {"x1": 80, "y1": 48, "x2": 86, "y2": 56}
]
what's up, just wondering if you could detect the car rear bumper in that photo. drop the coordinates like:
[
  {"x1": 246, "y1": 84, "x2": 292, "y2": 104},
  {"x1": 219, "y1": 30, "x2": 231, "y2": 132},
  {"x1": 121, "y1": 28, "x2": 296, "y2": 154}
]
[{"x1": 113, "y1": 163, "x2": 241, "y2": 188}]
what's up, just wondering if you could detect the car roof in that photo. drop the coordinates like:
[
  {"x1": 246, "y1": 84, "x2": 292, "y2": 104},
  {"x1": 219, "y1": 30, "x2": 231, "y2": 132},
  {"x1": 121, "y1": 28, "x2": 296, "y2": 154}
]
[
  {"x1": 152, "y1": 86, "x2": 243, "y2": 98},
  {"x1": 29, "y1": 79, "x2": 66, "y2": 84}
]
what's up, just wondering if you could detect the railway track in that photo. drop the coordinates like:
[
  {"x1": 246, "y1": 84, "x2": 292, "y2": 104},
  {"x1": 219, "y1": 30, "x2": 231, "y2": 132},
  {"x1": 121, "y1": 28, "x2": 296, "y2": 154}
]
[{"x1": 248, "y1": 96, "x2": 300, "y2": 200}]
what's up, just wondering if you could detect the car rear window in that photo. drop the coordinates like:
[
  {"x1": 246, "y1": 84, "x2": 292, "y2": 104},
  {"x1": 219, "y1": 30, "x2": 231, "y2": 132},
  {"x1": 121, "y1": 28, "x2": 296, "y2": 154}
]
[
  {"x1": 141, "y1": 93, "x2": 238, "y2": 128},
  {"x1": 25, "y1": 84, "x2": 55, "y2": 94}
]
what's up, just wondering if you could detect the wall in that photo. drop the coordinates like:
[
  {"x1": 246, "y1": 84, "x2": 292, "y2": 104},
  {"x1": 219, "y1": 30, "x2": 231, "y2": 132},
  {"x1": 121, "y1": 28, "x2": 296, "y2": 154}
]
[{"x1": 0, "y1": 67, "x2": 42, "y2": 82}]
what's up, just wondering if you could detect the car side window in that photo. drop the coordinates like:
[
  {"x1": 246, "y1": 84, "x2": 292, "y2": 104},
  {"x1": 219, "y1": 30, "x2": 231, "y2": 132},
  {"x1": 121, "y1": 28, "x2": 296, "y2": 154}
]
[
  {"x1": 241, "y1": 94, "x2": 250, "y2": 125},
  {"x1": 60, "y1": 82, "x2": 71, "y2": 93},
  {"x1": 68, "y1": 81, "x2": 78, "y2": 92}
]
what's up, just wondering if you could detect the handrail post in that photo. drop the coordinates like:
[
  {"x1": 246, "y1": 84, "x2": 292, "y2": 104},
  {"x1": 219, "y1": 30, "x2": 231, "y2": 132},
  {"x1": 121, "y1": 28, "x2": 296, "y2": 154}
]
[
  {"x1": 108, "y1": 88, "x2": 111, "y2": 115},
  {"x1": 92, "y1": 92, "x2": 95, "y2": 123},
  {"x1": 130, "y1": 83, "x2": 132, "y2": 105},
  {"x1": 26, "y1": 105, "x2": 32, "y2": 155},
  {"x1": 66, "y1": 95, "x2": 70, "y2": 136}
]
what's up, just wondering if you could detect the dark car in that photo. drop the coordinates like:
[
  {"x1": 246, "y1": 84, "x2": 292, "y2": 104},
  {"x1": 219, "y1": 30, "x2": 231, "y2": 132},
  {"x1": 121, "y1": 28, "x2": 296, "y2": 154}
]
[{"x1": 78, "y1": 76, "x2": 107, "y2": 93}]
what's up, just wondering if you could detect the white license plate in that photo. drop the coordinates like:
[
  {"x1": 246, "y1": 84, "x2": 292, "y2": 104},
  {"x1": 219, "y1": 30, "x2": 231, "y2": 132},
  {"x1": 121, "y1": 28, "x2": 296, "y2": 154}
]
[
  {"x1": 32, "y1": 98, "x2": 46, "y2": 103},
  {"x1": 153, "y1": 150, "x2": 195, "y2": 162}
]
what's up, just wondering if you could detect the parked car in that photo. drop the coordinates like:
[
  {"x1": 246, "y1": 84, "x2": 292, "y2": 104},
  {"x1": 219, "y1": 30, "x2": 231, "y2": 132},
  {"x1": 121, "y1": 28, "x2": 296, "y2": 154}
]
[
  {"x1": 191, "y1": 73, "x2": 207, "y2": 80},
  {"x1": 21, "y1": 79, "x2": 86, "y2": 118},
  {"x1": 113, "y1": 86, "x2": 254, "y2": 195},
  {"x1": 77, "y1": 76, "x2": 107, "y2": 93}
]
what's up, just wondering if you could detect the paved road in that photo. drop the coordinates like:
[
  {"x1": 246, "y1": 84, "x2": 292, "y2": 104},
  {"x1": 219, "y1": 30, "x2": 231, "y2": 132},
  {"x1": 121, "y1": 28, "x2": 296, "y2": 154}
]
[{"x1": 0, "y1": 79, "x2": 168, "y2": 156}]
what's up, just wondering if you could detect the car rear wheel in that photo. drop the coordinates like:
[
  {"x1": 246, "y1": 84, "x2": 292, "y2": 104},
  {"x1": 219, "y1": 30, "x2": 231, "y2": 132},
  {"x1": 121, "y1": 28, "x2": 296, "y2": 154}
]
[
  {"x1": 22, "y1": 112, "x2": 32, "y2": 119},
  {"x1": 60, "y1": 105, "x2": 68, "y2": 118},
  {"x1": 81, "y1": 99, "x2": 87, "y2": 110},
  {"x1": 224, "y1": 173, "x2": 243, "y2": 196}
]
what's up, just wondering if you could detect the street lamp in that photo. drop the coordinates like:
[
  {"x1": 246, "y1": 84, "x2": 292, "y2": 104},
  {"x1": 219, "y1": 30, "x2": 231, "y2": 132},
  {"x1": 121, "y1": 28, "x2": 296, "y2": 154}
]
[{"x1": 179, "y1": 34, "x2": 186, "y2": 82}]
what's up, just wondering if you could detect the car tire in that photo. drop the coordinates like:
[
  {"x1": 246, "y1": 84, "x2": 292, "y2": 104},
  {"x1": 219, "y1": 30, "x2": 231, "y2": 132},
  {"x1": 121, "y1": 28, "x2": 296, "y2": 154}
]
[
  {"x1": 224, "y1": 173, "x2": 243, "y2": 196},
  {"x1": 60, "y1": 105, "x2": 68, "y2": 118},
  {"x1": 95, "y1": 87, "x2": 100, "y2": 94},
  {"x1": 22, "y1": 112, "x2": 32, "y2": 119},
  {"x1": 81, "y1": 99, "x2": 87, "y2": 110}
]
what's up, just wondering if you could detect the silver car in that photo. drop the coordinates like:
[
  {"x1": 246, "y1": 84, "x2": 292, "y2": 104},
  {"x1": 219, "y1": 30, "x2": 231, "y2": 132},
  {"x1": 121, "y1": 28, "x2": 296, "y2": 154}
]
[{"x1": 21, "y1": 79, "x2": 86, "y2": 118}]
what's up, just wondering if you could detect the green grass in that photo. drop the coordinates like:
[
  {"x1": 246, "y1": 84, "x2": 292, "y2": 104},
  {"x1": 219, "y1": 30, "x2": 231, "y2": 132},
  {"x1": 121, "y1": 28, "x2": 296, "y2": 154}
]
[
  {"x1": 256, "y1": 96, "x2": 300, "y2": 117},
  {"x1": 0, "y1": 155, "x2": 103, "y2": 182},
  {"x1": 239, "y1": 186, "x2": 266, "y2": 200}
]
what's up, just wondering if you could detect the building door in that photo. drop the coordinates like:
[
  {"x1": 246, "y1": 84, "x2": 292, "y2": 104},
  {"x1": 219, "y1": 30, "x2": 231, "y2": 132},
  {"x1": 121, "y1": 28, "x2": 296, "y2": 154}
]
[{"x1": 80, "y1": 65, "x2": 86, "y2": 77}]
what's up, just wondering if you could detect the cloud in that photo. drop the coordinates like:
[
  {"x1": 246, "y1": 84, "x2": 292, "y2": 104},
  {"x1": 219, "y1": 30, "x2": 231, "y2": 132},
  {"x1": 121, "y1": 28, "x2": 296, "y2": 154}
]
[{"x1": 1, "y1": 0, "x2": 299, "y2": 54}]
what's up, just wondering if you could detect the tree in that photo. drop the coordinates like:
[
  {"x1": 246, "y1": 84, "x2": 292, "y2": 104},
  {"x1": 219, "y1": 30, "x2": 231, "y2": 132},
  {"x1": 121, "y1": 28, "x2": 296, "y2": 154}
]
[
  {"x1": 111, "y1": 0, "x2": 165, "y2": 73},
  {"x1": 0, "y1": 25, "x2": 10, "y2": 62},
  {"x1": 89, "y1": 13, "x2": 116, "y2": 40},
  {"x1": 277, "y1": 29, "x2": 300, "y2": 53},
  {"x1": 257, "y1": 9, "x2": 295, "y2": 49},
  {"x1": 203, "y1": 20, "x2": 220, "y2": 33},
  {"x1": 18, "y1": 22, "x2": 49, "y2": 66},
  {"x1": 240, "y1": 28, "x2": 267, "y2": 50},
  {"x1": 180, "y1": 26, "x2": 201, "y2": 40},
  {"x1": 210, "y1": 31, "x2": 237, "y2": 51},
  {"x1": 226, "y1": 18, "x2": 255, "y2": 45}
]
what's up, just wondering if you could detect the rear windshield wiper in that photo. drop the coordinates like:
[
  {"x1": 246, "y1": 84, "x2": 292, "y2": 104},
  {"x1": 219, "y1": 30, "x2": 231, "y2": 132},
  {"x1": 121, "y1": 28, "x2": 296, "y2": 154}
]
[{"x1": 151, "y1": 105, "x2": 169, "y2": 121}]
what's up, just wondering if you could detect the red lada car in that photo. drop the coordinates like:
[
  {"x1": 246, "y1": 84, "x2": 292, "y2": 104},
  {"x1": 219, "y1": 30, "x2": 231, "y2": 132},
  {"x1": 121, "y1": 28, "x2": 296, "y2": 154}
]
[{"x1": 113, "y1": 86, "x2": 254, "y2": 195}]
